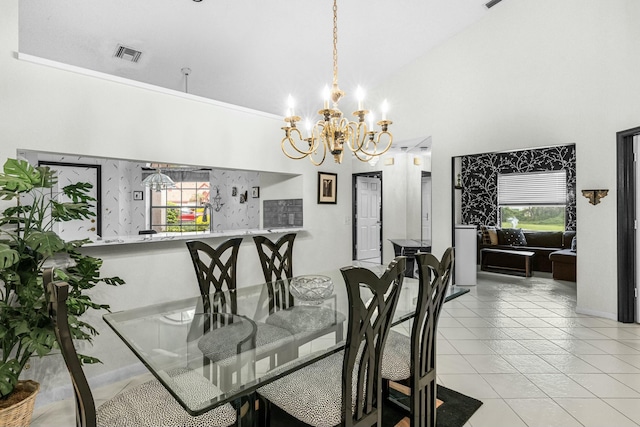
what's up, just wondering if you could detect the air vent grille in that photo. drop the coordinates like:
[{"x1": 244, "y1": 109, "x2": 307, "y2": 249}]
[
  {"x1": 114, "y1": 45, "x2": 142, "y2": 63},
  {"x1": 485, "y1": 0, "x2": 503, "y2": 9}
]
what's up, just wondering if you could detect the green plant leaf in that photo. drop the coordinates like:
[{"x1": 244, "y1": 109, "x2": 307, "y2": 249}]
[
  {"x1": 12, "y1": 320, "x2": 30, "y2": 336},
  {"x1": 25, "y1": 231, "x2": 66, "y2": 258},
  {"x1": 78, "y1": 354, "x2": 102, "y2": 365},
  {"x1": 50, "y1": 201, "x2": 95, "y2": 222},
  {"x1": 0, "y1": 243, "x2": 19, "y2": 269},
  {"x1": 0, "y1": 360, "x2": 20, "y2": 398},
  {"x1": 0, "y1": 159, "x2": 43, "y2": 199},
  {"x1": 22, "y1": 329, "x2": 56, "y2": 357},
  {"x1": 62, "y1": 182, "x2": 96, "y2": 204}
]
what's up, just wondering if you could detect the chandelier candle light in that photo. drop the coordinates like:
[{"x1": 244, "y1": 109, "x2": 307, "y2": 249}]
[{"x1": 281, "y1": 0, "x2": 393, "y2": 165}]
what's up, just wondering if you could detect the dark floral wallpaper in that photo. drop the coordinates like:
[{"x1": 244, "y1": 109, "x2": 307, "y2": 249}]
[{"x1": 460, "y1": 145, "x2": 576, "y2": 231}]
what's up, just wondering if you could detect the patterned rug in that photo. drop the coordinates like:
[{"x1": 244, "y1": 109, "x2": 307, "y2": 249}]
[{"x1": 269, "y1": 386, "x2": 482, "y2": 427}]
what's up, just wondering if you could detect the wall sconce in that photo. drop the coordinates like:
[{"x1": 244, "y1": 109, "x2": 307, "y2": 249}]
[
  {"x1": 212, "y1": 186, "x2": 224, "y2": 212},
  {"x1": 454, "y1": 173, "x2": 463, "y2": 190},
  {"x1": 581, "y1": 189, "x2": 608, "y2": 205}
]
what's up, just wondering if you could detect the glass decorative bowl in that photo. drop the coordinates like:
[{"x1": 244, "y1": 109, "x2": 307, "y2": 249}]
[{"x1": 289, "y1": 275, "x2": 334, "y2": 305}]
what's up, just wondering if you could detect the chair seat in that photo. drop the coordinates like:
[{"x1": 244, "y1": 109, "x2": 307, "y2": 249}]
[
  {"x1": 97, "y1": 368, "x2": 236, "y2": 427},
  {"x1": 257, "y1": 351, "x2": 359, "y2": 427},
  {"x1": 264, "y1": 305, "x2": 346, "y2": 338},
  {"x1": 198, "y1": 321, "x2": 294, "y2": 364},
  {"x1": 381, "y1": 330, "x2": 411, "y2": 381}
]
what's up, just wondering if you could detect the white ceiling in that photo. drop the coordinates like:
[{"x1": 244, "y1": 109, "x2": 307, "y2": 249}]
[{"x1": 19, "y1": 0, "x2": 495, "y2": 120}]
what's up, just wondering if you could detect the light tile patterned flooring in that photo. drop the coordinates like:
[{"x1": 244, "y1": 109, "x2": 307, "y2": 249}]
[
  {"x1": 428, "y1": 271, "x2": 640, "y2": 427},
  {"x1": 32, "y1": 270, "x2": 640, "y2": 426}
]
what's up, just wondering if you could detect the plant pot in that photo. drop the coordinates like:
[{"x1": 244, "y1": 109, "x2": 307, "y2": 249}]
[{"x1": 0, "y1": 380, "x2": 40, "y2": 427}]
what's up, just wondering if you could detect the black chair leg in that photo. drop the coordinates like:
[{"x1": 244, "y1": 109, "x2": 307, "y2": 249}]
[{"x1": 256, "y1": 395, "x2": 271, "y2": 427}]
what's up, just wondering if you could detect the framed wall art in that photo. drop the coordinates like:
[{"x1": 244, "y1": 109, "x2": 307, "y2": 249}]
[{"x1": 318, "y1": 172, "x2": 337, "y2": 204}]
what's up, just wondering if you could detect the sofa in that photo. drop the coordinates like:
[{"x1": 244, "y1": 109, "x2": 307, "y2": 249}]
[{"x1": 477, "y1": 227, "x2": 576, "y2": 280}]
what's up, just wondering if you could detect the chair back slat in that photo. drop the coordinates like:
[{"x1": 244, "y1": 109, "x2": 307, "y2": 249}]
[
  {"x1": 340, "y1": 257, "x2": 406, "y2": 427},
  {"x1": 43, "y1": 268, "x2": 97, "y2": 427},
  {"x1": 411, "y1": 248, "x2": 454, "y2": 427},
  {"x1": 253, "y1": 234, "x2": 296, "y2": 312},
  {"x1": 186, "y1": 238, "x2": 242, "y2": 315}
]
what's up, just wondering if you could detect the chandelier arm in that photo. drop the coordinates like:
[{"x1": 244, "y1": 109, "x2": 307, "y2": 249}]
[
  {"x1": 357, "y1": 131, "x2": 394, "y2": 157},
  {"x1": 352, "y1": 150, "x2": 374, "y2": 163},
  {"x1": 345, "y1": 121, "x2": 369, "y2": 152},
  {"x1": 307, "y1": 122, "x2": 328, "y2": 166},
  {"x1": 281, "y1": 128, "x2": 317, "y2": 160}
]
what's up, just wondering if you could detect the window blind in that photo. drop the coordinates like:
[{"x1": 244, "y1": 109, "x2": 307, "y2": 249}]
[
  {"x1": 141, "y1": 169, "x2": 210, "y2": 182},
  {"x1": 498, "y1": 171, "x2": 566, "y2": 205}
]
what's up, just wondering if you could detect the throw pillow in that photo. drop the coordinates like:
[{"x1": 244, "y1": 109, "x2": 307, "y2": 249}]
[
  {"x1": 480, "y1": 225, "x2": 499, "y2": 245},
  {"x1": 571, "y1": 236, "x2": 577, "y2": 252},
  {"x1": 500, "y1": 228, "x2": 527, "y2": 246}
]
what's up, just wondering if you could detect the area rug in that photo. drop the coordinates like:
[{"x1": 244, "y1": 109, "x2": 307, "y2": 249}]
[{"x1": 269, "y1": 386, "x2": 482, "y2": 427}]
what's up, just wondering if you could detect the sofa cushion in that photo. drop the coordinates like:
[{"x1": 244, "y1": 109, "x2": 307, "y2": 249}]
[
  {"x1": 549, "y1": 249, "x2": 577, "y2": 264},
  {"x1": 562, "y1": 231, "x2": 576, "y2": 249},
  {"x1": 571, "y1": 236, "x2": 577, "y2": 252},
  {"x1": 480, "y1": 225, "x2": 499, "y2": 245},
  {"x1": 523, "y1": 231, "x2": 563, "y2": 248},
  {"x1": 498, "y1": 228, "x2": 527, "y2": 246}
]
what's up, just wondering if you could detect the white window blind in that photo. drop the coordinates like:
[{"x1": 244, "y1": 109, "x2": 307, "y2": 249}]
[{"x1": 498, "y1": 171, "x2": 567, "y2": 205}]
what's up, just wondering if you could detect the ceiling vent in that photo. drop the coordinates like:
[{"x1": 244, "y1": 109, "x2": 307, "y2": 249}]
[
  {"x1": 114, "y1": 45, "x2": 142, "y2": 63},
  {"x1": 485, "y1": 0, "x2": 503, "y2": 9}
]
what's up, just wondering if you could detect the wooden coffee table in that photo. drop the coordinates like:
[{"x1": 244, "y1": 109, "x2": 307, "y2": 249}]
[{"x1": 480, "y1": 248, "x2": 535, "y2": 277}]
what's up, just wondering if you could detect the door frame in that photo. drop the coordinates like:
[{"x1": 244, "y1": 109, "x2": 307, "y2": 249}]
[
  {"x1": 421, "y1": 171, "x2": 432, "y2": 242},
  {"x1": 352, "y1": 171, "x2": 383, "y2": 262},
  {"x1": 38, "y1": 161, "x2": 102, "y2": 238},
  {"x1": 617, "y1": 126, "x2": 640, "y2": 323}
]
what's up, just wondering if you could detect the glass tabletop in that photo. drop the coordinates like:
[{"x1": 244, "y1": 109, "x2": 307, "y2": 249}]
[{"x1": 103, "y1": 268, "x2": 468, "y2": 416}]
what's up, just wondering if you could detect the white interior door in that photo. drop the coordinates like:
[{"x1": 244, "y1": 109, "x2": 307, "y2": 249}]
[
  {"x1": 356, "y1": 176, "x2": 381, "y2": 261},
  {"x1": 421, "y1": 175, "x2": 432, "y2": 241},
  {"x1": 46, "y1": 163, "x2": 100, "y2": 241}
]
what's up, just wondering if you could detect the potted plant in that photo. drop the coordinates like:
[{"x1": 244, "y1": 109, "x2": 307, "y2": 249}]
[{"x1": 0, "y1": 158, "x2": 123, "y2": 424}]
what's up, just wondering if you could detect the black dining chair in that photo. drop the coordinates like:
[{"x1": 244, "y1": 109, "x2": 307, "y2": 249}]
[
  {"x1": 381, "y1": 248, "x2": 454, "y2": 427},
  {"x1": 186, "y1": 239, "x2": 294, "y2": 391},
  {"x1": 257, "y1": 257, "x2": 406, "y2": 427},
  {"x1": 43, "y1": 268, "x2": 238, "y2": 427},
  {"x1": 253, "y1": 233, "x2": 345, "y2": 347}
]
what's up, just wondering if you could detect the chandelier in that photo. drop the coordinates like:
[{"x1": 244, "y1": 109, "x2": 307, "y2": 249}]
[
  {"x1": 141, "y1": 168, "x2": 176, "y2": 192},
  {"x1": 280, "y1": 0, "x2": 393, "y2": 165}
]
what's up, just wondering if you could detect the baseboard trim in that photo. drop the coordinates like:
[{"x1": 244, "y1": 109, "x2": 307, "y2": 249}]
[{"x1": 575, "y1": 306, "x2": 617, "y2": 322}]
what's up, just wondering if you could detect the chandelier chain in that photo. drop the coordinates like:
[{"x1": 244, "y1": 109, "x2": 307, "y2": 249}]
[{"x1": 332, "y1": 0, "x2": 338, "y2": 85}]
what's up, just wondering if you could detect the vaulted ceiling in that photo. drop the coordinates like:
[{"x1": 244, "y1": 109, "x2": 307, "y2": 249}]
[{"x1": 19, "y1": 0, "x2": 497, "y2": 119}]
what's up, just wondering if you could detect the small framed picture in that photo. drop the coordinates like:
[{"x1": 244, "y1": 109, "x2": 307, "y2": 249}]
[
  {"x1": 318, "y1": 172, "x2": 337, "y2": 204},
  {"x1": 252, "y1": 186, "x2": 260, "y2": 198},
  {"x1": 133, "y1": 191, "x2": 143, "y2": 201}
]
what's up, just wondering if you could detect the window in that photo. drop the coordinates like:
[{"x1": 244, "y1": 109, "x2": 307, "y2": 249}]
[
  {"x1": 497, "y1": 171, "x2": 567, "y2": 231},
  {"x1": 145, "y1": 170, "x2": 211, "y2": 233}
]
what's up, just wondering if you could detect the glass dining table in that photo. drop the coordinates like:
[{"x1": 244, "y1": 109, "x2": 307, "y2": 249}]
[{"x1": 102, "y1": 267, "x2": 468, "y2": 417}]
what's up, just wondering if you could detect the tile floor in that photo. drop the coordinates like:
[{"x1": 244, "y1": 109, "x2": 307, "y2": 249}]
[{"x1": 31, "y1": 270, "x2": 640, "y2": 426}]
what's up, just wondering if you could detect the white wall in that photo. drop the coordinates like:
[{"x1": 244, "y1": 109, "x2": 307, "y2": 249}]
[
  {"x1": 374, "y1": 0, "x2": 640, "y2": 319},
  {"x1": 0, "y1": 0, "x2": 353, "y2": 405}
]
